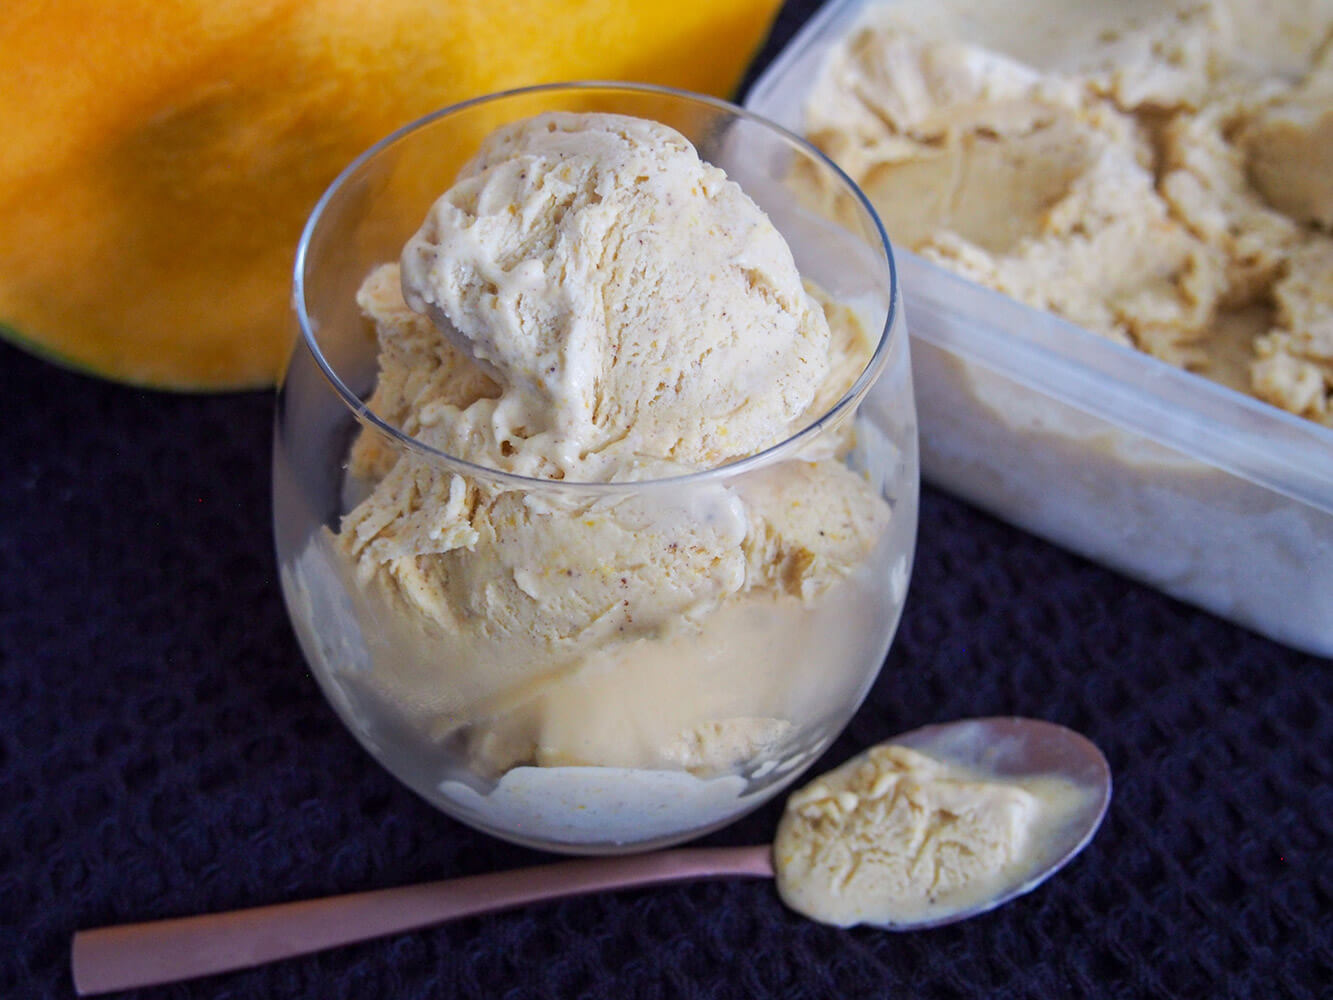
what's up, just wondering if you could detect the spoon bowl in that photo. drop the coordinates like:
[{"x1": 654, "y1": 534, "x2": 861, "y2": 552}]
[
  {"x1": 71, "y1": 716, "x2": 1110, "y2": 995},
  {"x1": 860, "y1": 715, "x2": 1112, "y2": 929}
]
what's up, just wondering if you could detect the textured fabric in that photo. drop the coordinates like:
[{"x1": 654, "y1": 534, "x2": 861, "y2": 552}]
[{"x1": 3, "y1": 5, "x2": 1332, "y2": 996}]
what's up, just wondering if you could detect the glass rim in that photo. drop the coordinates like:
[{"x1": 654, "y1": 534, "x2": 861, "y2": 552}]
[{"x1": 292, "y1": 80, "x2": 900, "y2": 494}]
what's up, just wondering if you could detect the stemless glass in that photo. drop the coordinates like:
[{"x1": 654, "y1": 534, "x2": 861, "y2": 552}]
[{"x1": 274, "y1": 83, "x2": 919, "y2": 854}]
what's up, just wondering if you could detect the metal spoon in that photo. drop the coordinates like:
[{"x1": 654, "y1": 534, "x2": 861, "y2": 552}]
[{"x1": 71, "y1": 716, "x2": 1110, "y2": 995}]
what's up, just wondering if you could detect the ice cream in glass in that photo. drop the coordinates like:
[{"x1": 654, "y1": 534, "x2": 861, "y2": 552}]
[{"x1": 275, "y1": 84, "x2": 918, "y2": 853}]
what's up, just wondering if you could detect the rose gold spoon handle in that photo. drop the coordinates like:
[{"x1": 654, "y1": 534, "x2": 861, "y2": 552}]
[
  {"x1": 71, "y1": 844, "x2": 773, "y2": 995},
  {"x1": 72, "y1": 717, "x2": 1112, "y2": 994}
]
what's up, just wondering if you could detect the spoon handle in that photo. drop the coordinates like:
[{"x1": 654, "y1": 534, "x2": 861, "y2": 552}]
[{"x1": 71, "y1": 844, "x2": 773, "y2": 995}]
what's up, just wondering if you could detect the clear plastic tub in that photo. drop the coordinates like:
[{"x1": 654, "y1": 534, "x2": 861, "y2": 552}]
[{"x1": 746, "y1": 0, "x2": 1333, "y2": 656}]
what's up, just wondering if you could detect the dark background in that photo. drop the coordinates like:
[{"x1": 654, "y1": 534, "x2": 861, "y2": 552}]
[{"x1": 3, "y1": 2, "x2": 1330, "y2": 996}]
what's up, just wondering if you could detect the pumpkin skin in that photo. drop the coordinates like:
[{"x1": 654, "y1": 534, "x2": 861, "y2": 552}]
[{"x1": 0, "y1": 0, "x2": 780, "y2": 390}]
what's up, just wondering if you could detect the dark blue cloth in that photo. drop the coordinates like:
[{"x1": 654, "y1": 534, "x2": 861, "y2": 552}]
[{"x1": 3, "y1": 3, "x2": 1331, "y2": 996}]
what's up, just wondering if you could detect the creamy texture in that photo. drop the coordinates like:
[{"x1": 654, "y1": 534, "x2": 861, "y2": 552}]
[
  {"x1": 804, "y1": 0, "x2": 1333, "y2": 426},
  {"x1": 396, "y1": 111, "x2": 833, "y2": 481},
  {"x1": 773, "y1": 743, "x2": 1087, "y2": 927},
  {"x1": 284, "y1": 529, "x2": 906, "y2": 844},
  {"x1": 330, "y1": 112, "x2": 894, "y2": 817}
]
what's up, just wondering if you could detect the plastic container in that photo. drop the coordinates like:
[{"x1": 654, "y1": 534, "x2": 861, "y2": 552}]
[{"x1": 745, "y1": 0, "x2": 1333, "y2": 657}]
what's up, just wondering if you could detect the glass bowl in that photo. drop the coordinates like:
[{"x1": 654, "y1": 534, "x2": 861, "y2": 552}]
[{"x1": 274, "y1": 82, "x2": 919, "y2": 854}]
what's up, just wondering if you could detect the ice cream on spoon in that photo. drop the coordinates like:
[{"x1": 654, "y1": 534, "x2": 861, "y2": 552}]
[{"x1": 71, "y1": 716, "x2": 1111, "y2": 994}]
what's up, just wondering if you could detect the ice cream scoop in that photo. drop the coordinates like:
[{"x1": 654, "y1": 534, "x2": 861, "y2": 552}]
[
  {"x1": 71, "y1": 717, "x2": 1110, "y2": 994},
  {"x1": 393, "y1": 110, "x2": 834, "y2": 482}
]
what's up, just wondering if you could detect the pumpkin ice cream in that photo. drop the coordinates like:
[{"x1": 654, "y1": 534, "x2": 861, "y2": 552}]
[
  {"x1": 774, "y1": 745, "x2": 1040, "y2": 927},
  {"x1": 320, "y1": 112, "x2": 897, "y2": 823},
  {"x1": 803, "y1": 0, "x2": 1333, "y2": 426}
]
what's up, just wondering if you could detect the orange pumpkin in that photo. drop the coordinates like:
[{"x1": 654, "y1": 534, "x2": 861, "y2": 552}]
[{"x1": 0, "y1": 0, "x2": 780, "y2": 389}]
